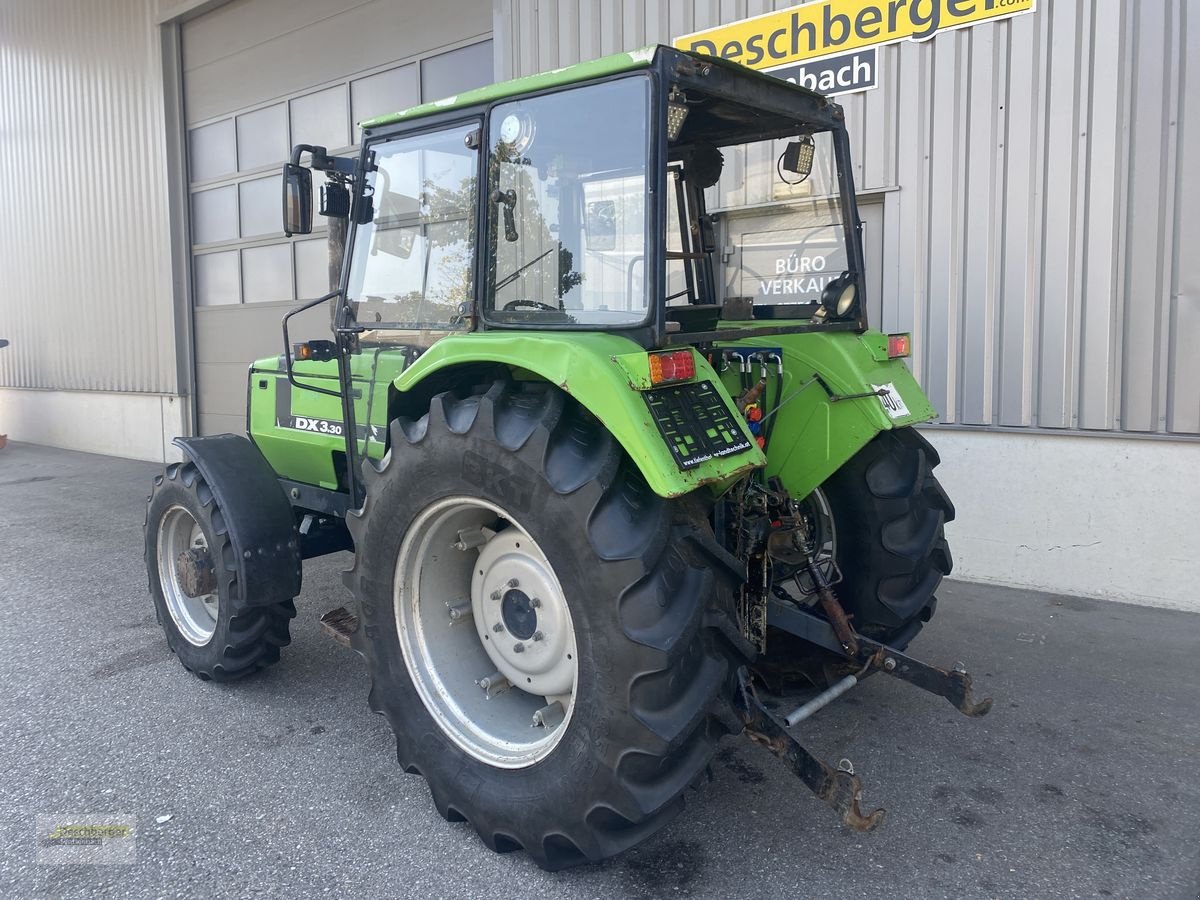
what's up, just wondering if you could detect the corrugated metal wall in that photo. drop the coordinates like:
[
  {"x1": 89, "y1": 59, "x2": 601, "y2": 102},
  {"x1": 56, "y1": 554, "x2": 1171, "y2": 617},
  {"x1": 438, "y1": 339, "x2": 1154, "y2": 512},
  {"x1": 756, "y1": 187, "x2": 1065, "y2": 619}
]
[
  {"x1": 497, "y1": 0, "x2": 1199, "y2": 436},
  {"x1": 0, "y1": 0, "x2": 177, "y2": 395}
]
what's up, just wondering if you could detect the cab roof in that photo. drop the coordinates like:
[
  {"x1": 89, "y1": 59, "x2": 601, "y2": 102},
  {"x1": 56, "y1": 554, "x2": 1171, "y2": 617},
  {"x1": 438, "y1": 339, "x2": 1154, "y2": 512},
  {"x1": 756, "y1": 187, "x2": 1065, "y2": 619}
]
[
  {"x1": 359, "y1": 44, "x2": 834, "y2": 133},
  {"x1": 360, "y1": 47, "x2": 659, "y2": 131}
]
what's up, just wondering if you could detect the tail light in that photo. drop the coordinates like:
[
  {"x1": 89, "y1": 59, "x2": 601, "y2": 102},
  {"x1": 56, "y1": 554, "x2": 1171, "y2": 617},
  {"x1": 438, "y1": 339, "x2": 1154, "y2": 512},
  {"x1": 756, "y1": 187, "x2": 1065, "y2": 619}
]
[
  {"x1": 887, "y1": 334, "x2": 911, "y2": 359},
  {"x1": 648, "y1": 350, "x2": 696, "y2": 386}
]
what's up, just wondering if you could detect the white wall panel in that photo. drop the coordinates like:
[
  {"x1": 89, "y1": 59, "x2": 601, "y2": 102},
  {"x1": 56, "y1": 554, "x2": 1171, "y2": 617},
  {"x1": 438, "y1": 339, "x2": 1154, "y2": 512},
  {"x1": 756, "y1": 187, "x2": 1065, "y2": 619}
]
[
  {"x1": 929, "y1": 429, "x2": 1200, "y2": 611},
  {"x1": 1170, "y1": 0, "x2": 1200, "y2": 435},
  {"x1": 181, "y1": 0, "x2": 493, "y2": 122}
]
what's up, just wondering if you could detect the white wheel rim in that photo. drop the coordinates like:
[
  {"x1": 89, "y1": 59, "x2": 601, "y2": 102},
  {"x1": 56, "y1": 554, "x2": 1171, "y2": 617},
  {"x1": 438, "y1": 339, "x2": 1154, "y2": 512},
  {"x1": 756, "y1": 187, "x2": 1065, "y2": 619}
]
[
  {"x1": 156, "y1": 505, "x2": 219, "y2": 646},
  {"x1": 394, "y1": 496, "x2": 578, "y2": 768}
]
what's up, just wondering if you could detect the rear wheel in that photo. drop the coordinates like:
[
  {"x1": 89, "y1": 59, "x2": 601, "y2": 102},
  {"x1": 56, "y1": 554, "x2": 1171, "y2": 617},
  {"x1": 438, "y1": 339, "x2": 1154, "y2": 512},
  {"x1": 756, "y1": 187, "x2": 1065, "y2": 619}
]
[
  {"x1": 812, "y1": 428, "x2": 954, "y2": 648},
  {"x1": 345, "y1": 379, "x2": 751, "y2": 869}
]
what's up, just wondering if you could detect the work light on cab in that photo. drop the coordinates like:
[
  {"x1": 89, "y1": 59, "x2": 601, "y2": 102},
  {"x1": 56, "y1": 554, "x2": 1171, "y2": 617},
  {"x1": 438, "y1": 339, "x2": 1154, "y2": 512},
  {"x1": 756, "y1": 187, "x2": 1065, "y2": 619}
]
[
  {"x1": 813, "y1": 271, "x2": 859, "y2": 323},
  {"x1": 648, "y1": 349, "x2": 695, "y2": 385}
]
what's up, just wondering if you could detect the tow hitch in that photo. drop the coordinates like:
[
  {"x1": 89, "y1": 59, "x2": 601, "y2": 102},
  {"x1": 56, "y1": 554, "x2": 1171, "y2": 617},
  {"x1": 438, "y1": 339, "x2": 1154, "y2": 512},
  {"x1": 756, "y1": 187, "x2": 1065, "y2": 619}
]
[
  {"x1": 737, "y1": 598, "x2": 992, "y2": 831},
  {"x1": 739, "y1": 669, "x2": 886, "y2": 832}
]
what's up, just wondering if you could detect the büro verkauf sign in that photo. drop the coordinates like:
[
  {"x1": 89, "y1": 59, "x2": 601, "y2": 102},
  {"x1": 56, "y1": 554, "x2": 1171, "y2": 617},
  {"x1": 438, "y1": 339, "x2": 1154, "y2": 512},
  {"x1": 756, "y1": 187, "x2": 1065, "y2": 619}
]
[{"x1": 676, "y1": 0, "x2": 1036, "y2": 95}]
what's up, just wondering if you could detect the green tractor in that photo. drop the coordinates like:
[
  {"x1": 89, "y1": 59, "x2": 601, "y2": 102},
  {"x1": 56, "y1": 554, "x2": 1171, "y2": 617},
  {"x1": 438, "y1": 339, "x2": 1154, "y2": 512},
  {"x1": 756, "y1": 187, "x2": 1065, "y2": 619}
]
[{"x1": 144, "y1": 45, "x2": 989, "y2": 869}]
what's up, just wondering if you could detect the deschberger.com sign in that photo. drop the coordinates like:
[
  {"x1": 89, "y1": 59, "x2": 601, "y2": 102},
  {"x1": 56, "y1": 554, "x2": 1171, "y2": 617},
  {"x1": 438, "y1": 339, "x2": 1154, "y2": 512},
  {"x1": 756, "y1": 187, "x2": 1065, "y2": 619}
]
[{"x1": 676, "y1": 0, "x2": 1035, "y2": 95}]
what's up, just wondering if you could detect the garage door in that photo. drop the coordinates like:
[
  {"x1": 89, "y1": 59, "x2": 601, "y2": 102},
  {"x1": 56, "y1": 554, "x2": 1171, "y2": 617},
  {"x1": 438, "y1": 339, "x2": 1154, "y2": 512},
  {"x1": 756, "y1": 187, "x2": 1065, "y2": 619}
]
[{"x1": 182, "y1": 0, "x2": 493, "y2": 436}]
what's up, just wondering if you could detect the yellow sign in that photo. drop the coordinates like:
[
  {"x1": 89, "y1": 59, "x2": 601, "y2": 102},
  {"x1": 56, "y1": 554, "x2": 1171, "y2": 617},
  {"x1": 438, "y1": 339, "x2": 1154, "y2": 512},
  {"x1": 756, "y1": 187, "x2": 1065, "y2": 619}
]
[{"x1": 675, "y1": 0, "x2": 1036, "y2": 71}]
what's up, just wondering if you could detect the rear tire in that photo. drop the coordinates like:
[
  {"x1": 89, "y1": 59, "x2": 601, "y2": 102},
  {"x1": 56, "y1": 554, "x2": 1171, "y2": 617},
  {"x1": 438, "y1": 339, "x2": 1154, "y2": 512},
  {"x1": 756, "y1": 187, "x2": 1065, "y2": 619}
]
[
  {"x1": 818, "y1": 427, "x2": 954, "y2": 648},
  {"x1": 345, "y1": 379, "x2": 751, "y2": 870},
  {"x1": 144, "y1": 461, "x2": 295, "y2": 681}
]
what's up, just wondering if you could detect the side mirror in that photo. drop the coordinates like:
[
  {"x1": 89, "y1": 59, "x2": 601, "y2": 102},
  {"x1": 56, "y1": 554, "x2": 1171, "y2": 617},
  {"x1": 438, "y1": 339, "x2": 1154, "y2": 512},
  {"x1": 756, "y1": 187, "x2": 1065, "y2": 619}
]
[
  {"x1": 282, "y1": 163, "x2": 312, "y2": 236},
  {"x1": 585, "y1": 199, "x2": 617, "y2": 251}
]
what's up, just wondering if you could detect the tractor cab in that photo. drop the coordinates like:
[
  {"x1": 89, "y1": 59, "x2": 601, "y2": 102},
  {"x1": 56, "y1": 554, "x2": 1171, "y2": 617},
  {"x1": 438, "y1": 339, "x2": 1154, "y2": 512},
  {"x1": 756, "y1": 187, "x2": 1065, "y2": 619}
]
[{"x1": 286, "y1": 46, "x2": 865, "y2": 342}]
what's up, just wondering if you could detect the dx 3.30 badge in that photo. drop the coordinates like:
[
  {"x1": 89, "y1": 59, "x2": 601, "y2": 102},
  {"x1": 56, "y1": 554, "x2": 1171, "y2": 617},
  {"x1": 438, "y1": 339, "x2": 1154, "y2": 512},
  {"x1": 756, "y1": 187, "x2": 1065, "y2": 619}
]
[{"x1": 288, "y1": 416, "x2": 344, "y2": 436}]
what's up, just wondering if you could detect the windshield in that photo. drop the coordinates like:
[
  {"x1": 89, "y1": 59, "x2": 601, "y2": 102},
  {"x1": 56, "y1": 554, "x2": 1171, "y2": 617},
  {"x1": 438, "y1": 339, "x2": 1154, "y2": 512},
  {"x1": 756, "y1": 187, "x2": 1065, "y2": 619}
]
[{"x1": 484, "y1": 77, "x2": 651, "y2": 327}]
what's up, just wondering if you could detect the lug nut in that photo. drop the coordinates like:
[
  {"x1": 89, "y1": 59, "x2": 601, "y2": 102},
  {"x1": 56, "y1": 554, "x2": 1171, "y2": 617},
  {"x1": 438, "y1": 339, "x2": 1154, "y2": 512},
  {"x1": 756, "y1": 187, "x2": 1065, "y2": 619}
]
[
  {"x1": 513, "y1": 643, "x2": 525, "y2": 654},
  {"x1": 507, "y1": 578, "x2": 519, "y2": 588},
  {"x1": 490, "y1": 590, "x2": 501, "y2": 602},
  {"x1": 529, "y1": 597, "x2": 541, "y2": 608},
  {"x1": 492, "y1": 622, "x2": 504, "y2": 633},
  {"x1": 532, "y1": 631, "x2": 544, "y2": 642}
]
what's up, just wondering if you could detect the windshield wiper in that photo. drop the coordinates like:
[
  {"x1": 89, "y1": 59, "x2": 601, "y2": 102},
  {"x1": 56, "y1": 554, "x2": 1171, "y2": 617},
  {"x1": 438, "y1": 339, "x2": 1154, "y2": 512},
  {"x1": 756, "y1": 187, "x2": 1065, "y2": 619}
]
[{"x1": 495, "y1": 245, "x2": 557, "y2": 293}]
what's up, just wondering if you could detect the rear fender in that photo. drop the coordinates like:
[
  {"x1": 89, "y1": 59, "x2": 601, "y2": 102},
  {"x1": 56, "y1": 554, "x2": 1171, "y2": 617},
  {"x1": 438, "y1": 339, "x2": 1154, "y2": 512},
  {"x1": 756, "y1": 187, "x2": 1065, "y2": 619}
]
[
  {"x1": 718, "y1": 330, "x2": 938, "y2": 499},
  {"x1": 394, "y1": 332, "x2": 766, "y2": 499},
  {"x1": 173, "y1": 434, "x2": 302, "y2": 604}
]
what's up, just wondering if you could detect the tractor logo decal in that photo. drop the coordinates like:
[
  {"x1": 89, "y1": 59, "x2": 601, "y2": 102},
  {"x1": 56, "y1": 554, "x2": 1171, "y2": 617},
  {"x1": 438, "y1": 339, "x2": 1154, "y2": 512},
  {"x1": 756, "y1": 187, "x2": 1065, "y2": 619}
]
[{"x1": 291, "y1": 416, "x2": 344, "y2": 436}]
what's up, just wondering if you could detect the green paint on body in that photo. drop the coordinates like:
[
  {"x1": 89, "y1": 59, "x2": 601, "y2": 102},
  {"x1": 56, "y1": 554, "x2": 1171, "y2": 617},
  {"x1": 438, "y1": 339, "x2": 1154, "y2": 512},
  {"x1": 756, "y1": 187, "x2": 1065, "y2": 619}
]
[
  {"x1": 245, "y1": 327, "x2": 936, "y2": 501},
  {"x1": 715, "y1": 330, "x2": 937, "y2": 500},
  {"x1": 248, "y1": 350, "x2": 406, "y2": 490},
  {"x1": 394, "y1": 332, "x2": 766, "y2": 497}
]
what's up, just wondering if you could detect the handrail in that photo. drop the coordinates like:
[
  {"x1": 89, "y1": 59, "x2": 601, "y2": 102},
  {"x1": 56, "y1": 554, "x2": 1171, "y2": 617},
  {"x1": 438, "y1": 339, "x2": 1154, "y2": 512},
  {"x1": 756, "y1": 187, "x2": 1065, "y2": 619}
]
[{"x1": 282, "y1": 290, "x2": 342, "y2": 398}]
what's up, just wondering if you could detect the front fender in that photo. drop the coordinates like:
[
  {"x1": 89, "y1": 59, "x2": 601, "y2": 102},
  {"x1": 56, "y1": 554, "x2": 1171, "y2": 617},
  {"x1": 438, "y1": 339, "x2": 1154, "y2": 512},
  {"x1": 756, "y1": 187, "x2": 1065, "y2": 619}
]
[
  {"x1": 395, "y1": 332, "x2": 766, "y2": 498},
  {"x1": 173, "y1": 434, "x2": 302, "y2": 604}
]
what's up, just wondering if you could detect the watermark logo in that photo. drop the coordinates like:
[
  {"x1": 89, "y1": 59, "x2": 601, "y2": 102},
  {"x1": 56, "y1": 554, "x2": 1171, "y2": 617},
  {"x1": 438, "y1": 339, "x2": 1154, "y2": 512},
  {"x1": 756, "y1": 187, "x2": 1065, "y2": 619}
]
[{"x1": 37, "y1": 814, "x2": 136, "y2": 865}]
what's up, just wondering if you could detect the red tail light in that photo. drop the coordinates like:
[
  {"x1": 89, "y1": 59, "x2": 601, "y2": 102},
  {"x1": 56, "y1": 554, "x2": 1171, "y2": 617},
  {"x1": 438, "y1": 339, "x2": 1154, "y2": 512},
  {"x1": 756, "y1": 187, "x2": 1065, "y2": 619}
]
[
  {"x1": 648, "y1": 350, "x2": 696, "y2": 385},
  {"x1": 887, "y1": 333, "x2": 911, "y2": 359}
]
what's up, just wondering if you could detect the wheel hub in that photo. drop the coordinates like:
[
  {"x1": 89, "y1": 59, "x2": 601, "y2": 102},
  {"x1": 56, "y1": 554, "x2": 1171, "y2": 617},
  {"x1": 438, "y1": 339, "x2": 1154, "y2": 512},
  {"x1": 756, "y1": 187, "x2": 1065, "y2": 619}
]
[
  {"x1": 471, "y1": 530, "x2": 575, "y2": 698},
  {"x1": 394, "y1": 497, "x2": 578, "y2": 768},
  {"x1": 156, "y1": 506, "x2": 219, "y2": 646},
  {"x1": 500, "y1": 588, "x2": 537, "y2": 640},
  {"x1": 174, "y1": 547, "x2": 217, "y2": 598}
]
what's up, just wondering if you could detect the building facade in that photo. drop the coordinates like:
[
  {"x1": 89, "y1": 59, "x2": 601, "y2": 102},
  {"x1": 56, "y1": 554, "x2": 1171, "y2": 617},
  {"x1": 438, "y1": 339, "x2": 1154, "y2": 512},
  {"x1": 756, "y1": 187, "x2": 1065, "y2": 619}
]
[{"x1": 0, "y1": 0, "x2": 1196, "y2": 608}]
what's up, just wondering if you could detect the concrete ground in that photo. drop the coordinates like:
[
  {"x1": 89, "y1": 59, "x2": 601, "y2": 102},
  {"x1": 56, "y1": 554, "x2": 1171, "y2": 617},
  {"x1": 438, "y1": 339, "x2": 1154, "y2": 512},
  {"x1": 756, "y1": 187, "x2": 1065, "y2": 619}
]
[{"x1": 0, "y1": 441, "x2": 1197, "y2": 900}]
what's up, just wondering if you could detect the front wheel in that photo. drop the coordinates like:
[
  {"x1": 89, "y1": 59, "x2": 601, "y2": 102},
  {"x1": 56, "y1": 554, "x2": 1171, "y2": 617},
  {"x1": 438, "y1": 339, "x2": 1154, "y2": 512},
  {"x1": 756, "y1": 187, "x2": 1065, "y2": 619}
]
[
  {"x1": 144, "y1": 462, "x2": 295, "y2": 680},
  {"x1": 345, "y1": 380, "x2": 750, "y2": 869}
]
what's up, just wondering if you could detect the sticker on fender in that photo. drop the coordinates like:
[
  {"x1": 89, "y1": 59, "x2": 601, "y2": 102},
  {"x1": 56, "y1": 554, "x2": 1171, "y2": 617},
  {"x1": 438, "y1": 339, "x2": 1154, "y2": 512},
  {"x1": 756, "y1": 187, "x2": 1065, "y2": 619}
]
[{"x1": 871, "y1": 383, "x2": 909, "y2": 419}]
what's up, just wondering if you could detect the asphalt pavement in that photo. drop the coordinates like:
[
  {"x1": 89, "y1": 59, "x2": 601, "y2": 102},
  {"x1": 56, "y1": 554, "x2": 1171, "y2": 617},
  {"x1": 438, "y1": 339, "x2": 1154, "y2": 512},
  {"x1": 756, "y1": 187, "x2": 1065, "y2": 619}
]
[{"x1": 0, "y1": 441, "x2": 1196, "y2": 899}]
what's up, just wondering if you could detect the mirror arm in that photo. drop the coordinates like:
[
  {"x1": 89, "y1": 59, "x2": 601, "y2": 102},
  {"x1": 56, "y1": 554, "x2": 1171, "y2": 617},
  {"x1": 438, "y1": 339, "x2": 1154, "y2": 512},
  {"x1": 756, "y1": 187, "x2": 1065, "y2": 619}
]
[{"x1": 290, "y1": 144, "x2": 357, "y2": 175}]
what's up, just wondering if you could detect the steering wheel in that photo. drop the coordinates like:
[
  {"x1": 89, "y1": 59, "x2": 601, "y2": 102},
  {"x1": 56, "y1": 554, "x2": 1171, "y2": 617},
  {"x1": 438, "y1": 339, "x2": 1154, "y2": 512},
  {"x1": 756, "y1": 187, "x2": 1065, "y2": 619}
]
[{"x1": 502, "y1": 299, "x2": 559, "y2": 312}]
